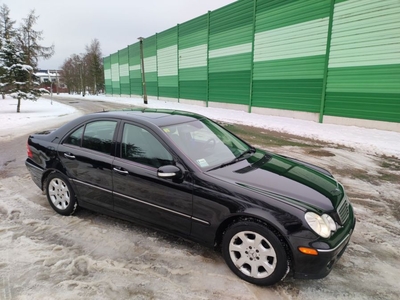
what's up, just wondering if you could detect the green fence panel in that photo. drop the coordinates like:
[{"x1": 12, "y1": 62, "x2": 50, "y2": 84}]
[
  {"x1": 252, "y1": 0, "x2": 331, "y2": 112},
  {"x1": 118, "y1": 47, "x2": 130, "y2": 95},
  {"x1": 143, "y1": 35, "x2": 158, "y2": 96},
  {"x1": 208, "y1": 0, "x2": 254, "y2": 105},
  {"x1": 103, "y1": 56, "x2": 112, "y2": 95},
  {"x1": 256, "y1": 0, "x2": 331, "y2": 32},
  {"x1": 102, "y1": 0, "x2": 400, "y2": 126},
  {"x1": 178, "y1": 14, "x2": 208, "y2": 100},
  {"x1": 158, "y1": 27, "x2": 178, "y2": 98},
  {"x1": 128, "y1": 43, "x2": 142, "y2": 96},
  {"x1": 324, "y1": 0, "x2": 400, "y2": 122},
  {"x1": 110, "y1": 52, "x2": 120, "y2": 95}
]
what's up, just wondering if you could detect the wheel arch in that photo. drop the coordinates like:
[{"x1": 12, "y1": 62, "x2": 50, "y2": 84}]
[
  {"x1": 214, "y1": 213, "x2": 294, "y2": 270},
  {"x1": 41, "y1": 168, "x2": 79, "y2": 204}
]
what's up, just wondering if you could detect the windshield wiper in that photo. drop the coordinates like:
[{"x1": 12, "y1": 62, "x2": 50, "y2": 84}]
[{"x1": 208, "y1": 147, "x2": 256, "y2": 171}]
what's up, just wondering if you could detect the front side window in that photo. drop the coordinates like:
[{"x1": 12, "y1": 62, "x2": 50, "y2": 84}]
[
  {"x1": 82, "y1": 121, "x2": 117, "y2": 154},
  {"x1": 122, "y1": 123, "x2": 173, "y2": 168}
]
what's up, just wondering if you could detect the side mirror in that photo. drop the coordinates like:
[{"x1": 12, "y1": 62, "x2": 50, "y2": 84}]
[{"x1": 157, "y1": 165, "x2": 182, "y2": 180}]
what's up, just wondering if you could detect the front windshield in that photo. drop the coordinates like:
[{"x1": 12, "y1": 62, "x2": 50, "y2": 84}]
[{"x1": 161, "y1": 119, "x2": 250, "y2": 169}]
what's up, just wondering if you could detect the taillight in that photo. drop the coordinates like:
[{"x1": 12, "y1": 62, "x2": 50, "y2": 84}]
[{"x1": 27, "y1": 142, "x2": 33, "y2": 158}]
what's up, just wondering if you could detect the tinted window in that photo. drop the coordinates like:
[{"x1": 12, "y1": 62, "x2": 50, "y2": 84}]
[
  {"x1": 64, "y1": 126, "x2": 84, "y2": 146},
  {"x1": 122, "y1": 124, "x2": 173, "y2": 168},
  {"x1": 82, "y1": 121, "x2": 117, "y2": 154}
]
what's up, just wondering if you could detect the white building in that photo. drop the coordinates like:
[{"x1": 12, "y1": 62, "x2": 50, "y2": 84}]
[{"x1": 34, "y1": 70, "x2": 60, "y2": 84}]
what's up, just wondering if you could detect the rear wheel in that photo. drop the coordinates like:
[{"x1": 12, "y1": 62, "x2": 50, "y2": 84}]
[
  {"x1": 46, "y1": 172, "x2": 78, "y2": 216},
  {"x1": 221, "y1": 221, "x2": 288, "y2": 286}
]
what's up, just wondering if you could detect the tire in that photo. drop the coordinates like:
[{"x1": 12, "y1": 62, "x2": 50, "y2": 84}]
[
  {"x1": 46, "y1": 172, "x2": 78, "y2": 216},
  {"x1": 221, "y1": 221, "x2": 288, "y2": 286}
]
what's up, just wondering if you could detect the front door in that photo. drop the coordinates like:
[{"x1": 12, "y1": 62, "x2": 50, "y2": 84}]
[{"x1": 112, "y1": 122, "x2": 193, "y2": 236}]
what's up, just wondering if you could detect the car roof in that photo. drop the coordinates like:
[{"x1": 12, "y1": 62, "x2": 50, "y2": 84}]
[{"x1": 92, "y1": 108, "x2": 206, "y2": 127}]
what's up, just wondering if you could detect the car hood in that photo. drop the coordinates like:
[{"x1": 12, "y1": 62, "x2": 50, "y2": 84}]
[{"x1": 206, "y1": 151, "x2": 343, "y2": 212}]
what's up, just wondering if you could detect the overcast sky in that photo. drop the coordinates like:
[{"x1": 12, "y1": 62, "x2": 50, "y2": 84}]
[{"x1": 4, "y1": 0, "x2": 236, "y2": 70}]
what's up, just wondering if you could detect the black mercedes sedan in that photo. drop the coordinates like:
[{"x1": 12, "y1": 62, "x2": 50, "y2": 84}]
[{"x1": 25, "y1": 108, "x2": 355, "y2": 286}]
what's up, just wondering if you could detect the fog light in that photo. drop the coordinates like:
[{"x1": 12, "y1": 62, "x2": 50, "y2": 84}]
[{"x1": 298, "y1": 247, "x2": 318, "y2": 256}]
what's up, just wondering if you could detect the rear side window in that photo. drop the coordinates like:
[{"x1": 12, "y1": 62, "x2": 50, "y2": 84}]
[{"x1": 82, "y1": 121, "x2": 117, "y2": 154}]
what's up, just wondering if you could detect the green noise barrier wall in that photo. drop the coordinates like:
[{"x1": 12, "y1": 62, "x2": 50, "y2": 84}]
[{"x1": 103, "y1": 0, "x2": 400, "y2": 125}]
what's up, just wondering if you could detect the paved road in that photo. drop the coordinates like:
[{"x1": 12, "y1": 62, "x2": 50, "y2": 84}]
[
  {"x1": 0, "y1": 97, "x2": 283, "y2": 299},
  {"x1": 0, "y1": 96, "x2": 133, "y2": 178}
]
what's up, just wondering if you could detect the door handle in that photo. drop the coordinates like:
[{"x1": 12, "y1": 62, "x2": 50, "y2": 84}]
[
  {"x1": 113, "y1": 167, "x2": 129, "y2": 175},
  {"x1": 64, "y1": 153, "x2": 75, "y2": 159}
]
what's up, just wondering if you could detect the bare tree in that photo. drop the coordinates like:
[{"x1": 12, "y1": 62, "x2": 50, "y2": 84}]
[
  {"x1": 60, "y1": 54, "x2": 89, "y2": 95},
  {"x1": 61, "y1": 39, "x2": 104, "y2": 96},
  {"x1": 84, "y1": 39, "x2": 104, "y2": 94}
]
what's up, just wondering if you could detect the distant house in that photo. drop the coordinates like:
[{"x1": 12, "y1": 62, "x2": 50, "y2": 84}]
[
  {"x1": 34, "y1": 69, "x2": 60, "y2": 84},
  {"x1": 34, "y1": 69, "x2": 68, "y2": 93}
]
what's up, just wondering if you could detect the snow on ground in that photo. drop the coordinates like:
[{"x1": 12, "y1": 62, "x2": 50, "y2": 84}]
[
  {"x1": 4, "y1": 94, "x2": 400, "y2": 158},
  {"x1": 0, "y1": 96, "x2": 82, "y2": 142},
  {"x1": 1, "y1": 94, "x2": 400, "y2": 299}
]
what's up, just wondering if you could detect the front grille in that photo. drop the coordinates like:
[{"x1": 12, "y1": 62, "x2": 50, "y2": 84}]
[{"x1": 337, "y1": 196, "x2": 350, "y2": 225}]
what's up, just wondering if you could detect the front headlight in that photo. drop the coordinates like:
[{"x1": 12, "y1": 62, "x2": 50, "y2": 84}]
[{"x1": 305, "y1": 212, "x2": 337, "y2": 238}]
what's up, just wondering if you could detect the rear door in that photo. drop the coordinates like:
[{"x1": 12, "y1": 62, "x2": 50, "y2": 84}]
[
  {"x1": 112, "y1": 122, "x2": 193, "y2": 236},
  {"x1": 58, "y1": 119, "x2": 118, "y2": 211}
]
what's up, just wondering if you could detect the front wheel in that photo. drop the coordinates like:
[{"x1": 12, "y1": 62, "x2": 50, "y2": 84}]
[
  {"x1": 46, "y1": 172, "x2": 78, "y2": 216},
  {"x1": 221, "y1": 221, "x2": 288, "y2": 286}
]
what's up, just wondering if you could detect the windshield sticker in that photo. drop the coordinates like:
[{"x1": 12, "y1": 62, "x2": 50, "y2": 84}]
[
  {"x1": 163, "y1": 128, "x2": 170, "y2": 133},
  {"x1": 196, "y1": 158, "x2": 209, "y2": 167}
]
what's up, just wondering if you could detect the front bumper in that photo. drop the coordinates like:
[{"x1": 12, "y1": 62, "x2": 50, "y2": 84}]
[{"x1": 291, "y1": 208, "x2": 356, "y2": 279}]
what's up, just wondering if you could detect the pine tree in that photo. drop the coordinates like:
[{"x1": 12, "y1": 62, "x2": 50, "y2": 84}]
[
  {"x1": 0, "y1": 5, "x2": 49, "y2": 112},
  {"x1": 17, "y1": 10, "x2": 54, "y2": 69},
  {"x1": 0, "y1": 34, "x2": 42, "y2": 112},
  {"x1": 0, "y1": 4, "x2": 16, "y2": 98}
]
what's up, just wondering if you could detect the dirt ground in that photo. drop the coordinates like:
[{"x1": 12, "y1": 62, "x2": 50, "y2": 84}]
[{"x1": 1, "y1": 98, "x2": 399, "y2": 299}]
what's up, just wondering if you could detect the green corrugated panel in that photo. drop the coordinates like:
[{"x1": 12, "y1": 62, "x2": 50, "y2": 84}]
[
  {"x1": 325, "y1": 0, "x2": 400, "y2": 122},
  {"x1": 252, "y1": 0, "x2": 330, "y2": 113},
  {"x1": 209, "y1": 71, "x2": 251, "y2": 104},
  {"x1": 158, "y1": 27, "x2": 178, "y2": 98},
  {"x1": 143, "y1": 35, "x2": 158, "y2": 96},
  {"x1": 178, "y1": 14, "x2": 208, "y2": 101},
  {"x1": 209, "y1": 1, "x2": 253, "y2": 40},
  {"x1": 325, "y1": 65, "x2": 400, "y2": 122},
  {"x1": 158, "y1": 76, "x2": 178, "y2": 98},
  {"x1": 210, "y1": 53, "x2": 252, "y2": 73},
  {"x1": 252, "y1": 56, "x2": 326, "y2": 112},
  {"x1": 158, "y1": 27, "x2": 177, "y2": 49},
  {"x1": 179, "y1": 14, "x2": 208, "y2": 49},
  {"x1": 256, "y1": 0, "x2": 331, "y2": 32},
  {"x1": 179, "y1": 67, "x2": 207, "y2": 100},
  {"x1": 119, "y1": 47, "x2": 130, "y2": 95},
  {"x1": 209, "y1": 1, "x2": 253, "y2": 50},
  {"x1": 143, "y1": 35, "x2": 157, "y2": 57},
  {"x1": 128, "y1": 43, "x2": 142, "y2": 96},
  {"x1": 103, "y1": 56, "x2": 112, "y2": 95},
  {"x1": 110, "y1": 52, "x2": 120, "y2": 95},
  {"x1": 208, "y1": 0, "x2": 254, "y2": 105},
  {"x1": 128, "y1": 43, "x2": 140, "y2": 66}
]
